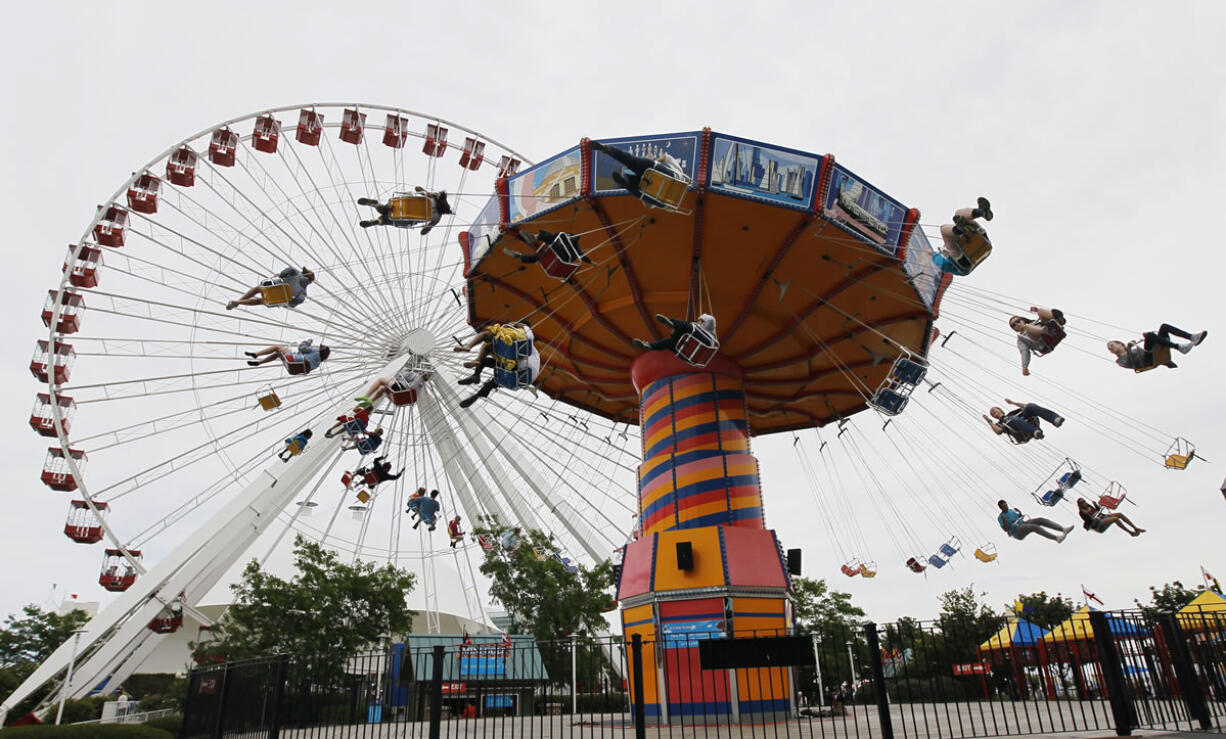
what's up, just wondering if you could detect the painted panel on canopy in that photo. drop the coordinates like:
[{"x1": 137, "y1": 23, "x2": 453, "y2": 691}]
[
  {"x1": 709, "y1": 133, "x2": 822, "y2": 211},
  {"x1": 824, "y1": 164, "x2": 909, "y2": 254},
  {"x1": 464, "y1": 194, "x2": 505, "y2": 272},
  {"x1": 506, "y1": 146, "x2": 583, "y2": 224},
  {"x1": 590, "y1": 133, "x2": 701, "y2": 193},
  {"x1": 902, "y1": 226, "x2": 941, "y2": 311}
]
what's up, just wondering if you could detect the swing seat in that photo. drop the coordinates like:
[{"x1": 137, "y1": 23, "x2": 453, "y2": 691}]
[
  {"x1": 356, "y1": 489, "x2": 371, "y2": 503},
  {"x1": 353, "y1": 436, "x2": 380, "y2": 455},
  {"x1": 947, "y1": 227, "x2": 992, "y2": 273},
  {"x1": 859, "y1": 561, "x2": 878, "y2": 578},
  {"x1": 840, "y1": 561, "x2": 861, "y2": 578},
  {"x1": 1133, "y1": 344, "x2": 1172, "y2": 373},
  {"x1": 389, "y1": 385, "x2": 419, "y2": 406},
  {"x1": 928, "y1": 554, "x2": 948, "y2": 569},
  {"x1": 491, "y1": 326, "x2": 532, "y2": 367},
  {"x1": 257, "y1": 390, "x2": 281, "y2": 411},
  {"x1": 1038, "y1": 488, "x2": 1065, "y2": 506},
  {"x1": 493, "y1": 366, "x2": 532, "y2": 390},
  {"x1": 675, "y1": 327, "x2": 720, "y2": 368},
  {"x1": 1098, "y1": 494, "x2": 1124, "y2": 509},
  {"x1": 533, "y1": 546, "x2": 550, "y2": 561},
  {"x1": 553, "y1": 551, "x2": 578, "y2": 573},
  {"x1": 1165, "y1": 453, "x2": 1193, "y2": 470},
  {"x1": 905, "y1": 557, "x2": 927, "y2": 574},
  {"x1": 285, "y1": 440, "x2": 305, "y2": 456},
  {"x1": 536, "y1": 233, "x2": 582, "y2": 281},
  {"x1": 891, "y1": 357, "x2": 928, "y2": 386},
  {"x1": 637, "y1": 167, "x2": 689, "y2": 212},
  {"x1": 281, "y1": 355, "x2": 311, "y2": 375},
  {"x1": 341, "y1": 418, "x2": 367, "y2": 436},
  {"x1": 260, "y1": 281, "x2": 294, "y2": 306},
  {"x1": 973, "y1": 547, "x2": 998, "y2": 563},
  {"x1": 341, "y1": 471, "x2": 355, "y2": 488},
  {"x1": 1035, "y1": 321, "x2": 1067, "y2": 354},
  {"x1": 388, "y1": 194, "x2": 434, "y2": 223},
  {"x1": 1057, "y1": 470, "x2": 1083, "y2": 490},
  {"x1": 478, "y1": 535, "x2": 496, "y2": 551},
  {"x1": 938, "y1": 542, "x2": 959, "y2": 558},
  {"x1": 869, "y1": 388, "x2": 909, "y2": 416}
]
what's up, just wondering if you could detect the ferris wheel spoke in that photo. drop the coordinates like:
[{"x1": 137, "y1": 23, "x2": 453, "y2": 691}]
[{"x1": 194, "y1": 155, "x2": 398, "y2": 334}]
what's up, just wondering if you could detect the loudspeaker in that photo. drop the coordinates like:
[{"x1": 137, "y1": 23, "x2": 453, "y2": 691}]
[
  {"x1": 676, "y1": 541, "x2": 694, "y2": 571},
  {"x1": 787, "y1": 548, "x2": 802, "y2": 576}
]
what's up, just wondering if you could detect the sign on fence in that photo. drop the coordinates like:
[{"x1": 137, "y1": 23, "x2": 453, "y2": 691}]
[{"x1": 952, "y1": 662, "x2": 988, "y2": 676}]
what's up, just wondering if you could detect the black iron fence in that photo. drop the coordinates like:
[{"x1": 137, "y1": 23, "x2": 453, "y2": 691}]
[{"x1": 182, "y1": 608, "x2": 1226, "y2": 738}]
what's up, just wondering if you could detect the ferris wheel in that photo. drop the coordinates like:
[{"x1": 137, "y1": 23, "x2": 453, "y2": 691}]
[{"x1": 11, "y1": 103, "x2": 641, "y2": 717}]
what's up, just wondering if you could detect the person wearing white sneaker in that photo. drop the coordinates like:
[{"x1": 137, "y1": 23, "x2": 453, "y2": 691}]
[
  {"x1": 997, "y1": 500, "x2": 1072, "y2": 543},
  {"x1": 1107, "y1": 324, "x2": 1207, "y2": 371}
]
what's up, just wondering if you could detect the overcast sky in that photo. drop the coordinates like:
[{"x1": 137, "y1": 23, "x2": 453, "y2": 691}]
[{"x1": 2, "y1": 2, "x2": 1224, "y2": 628}]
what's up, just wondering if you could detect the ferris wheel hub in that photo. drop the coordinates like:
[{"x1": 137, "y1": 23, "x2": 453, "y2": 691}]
[{"x1": 401, "y1": 327, "x2": 437, "y2": 357}]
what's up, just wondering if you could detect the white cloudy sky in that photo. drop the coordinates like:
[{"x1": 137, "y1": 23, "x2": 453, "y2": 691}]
[{"x1": 1, "y1": 1, "x2": 1224, "y2": 628}]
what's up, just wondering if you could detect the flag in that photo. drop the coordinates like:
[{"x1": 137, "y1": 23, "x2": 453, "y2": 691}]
[
  {"x1": 70, "y1": 594, "x2": 78, "y2": 600},
  {"x1": 1013, "y1": 600, "x2": 1033, "y2": 614},
  {"x1": 1202, "y1": 567, "x2": 1222, "y2": 594},
  {"x1": 1082, "y1": 586, "x2": 1104, "y2": 606}
]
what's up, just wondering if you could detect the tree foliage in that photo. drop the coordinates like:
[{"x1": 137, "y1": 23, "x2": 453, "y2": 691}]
[
  {"x1": 936, "y1": 587, "x2": 1005, "y2": 663},
  {"x1": 1011, "y1": 591, "x2": 1076, "y2": 631},
  {"x1": 473, "y1": 520, "x2": 616, "y2": 643},
  {"x1": 0, "y1": 605, "x2": 90, "y2": 709},
  {"x1": 1134, "y1": 580, "x2": 1203, "y2": 621},
  {"x1": 192, "y1": 535, "x2": 416, "y2": 664},
  {"x1": 791, "y1": 577, "x2": 865, "y2": 637}
]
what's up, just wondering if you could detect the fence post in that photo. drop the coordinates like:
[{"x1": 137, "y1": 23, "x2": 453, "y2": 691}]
[
  {"x1": 864, "y1": 622, "x2": 894, "y2": 739},
  {"x1": 631, "y1": 634, "x2": 646, "y2": 739},
  {"x1": 1088, "y1": 611, "x2": 1134, "y2": 736},
  {"x1": 428, "y1": 645, "x2": 445, "y2": 739},
  {"x1": 1157, "y1": 614, "x2": 1211, "y2": 730},
  {"x1": 212, "y1": 663, "x2": 232, "y2": 739},
  {"x1": 267, "y1": 654, "x2": 290, "y2": 739}
]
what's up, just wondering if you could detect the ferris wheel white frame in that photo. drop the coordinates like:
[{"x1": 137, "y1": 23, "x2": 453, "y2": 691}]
[{"x1": 5, "y1": 103, "x2": 645, "y2": 723}]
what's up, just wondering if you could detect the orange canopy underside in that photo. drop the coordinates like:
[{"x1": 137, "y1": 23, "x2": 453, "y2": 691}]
[{"x1": 466, "y1": 191, "x2": 934, "y2": 436}]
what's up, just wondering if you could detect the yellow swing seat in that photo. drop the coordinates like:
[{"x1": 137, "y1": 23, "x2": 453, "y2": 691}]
[
  {"x1": 256, "y1": 386, "x2": 281, "y2": 411},
  {"x1": 260, "y1": 281, "x2": 294, "y2": 306},
  {"x1": 388, "y1": 194, "x2": 434, "y2": 222},
  {"x1": 1164, "y1": 437, "x2": 1195, "y2": 470},
  {"x1": 974, "y1": 546, "x2": 998, "y2": 563},
  {"x1": 638, "y1": 168, "x2": 689, "y2": 212},
  {"x1": 1133, "y1": 344, "x2": 1172, "y2": 374}
]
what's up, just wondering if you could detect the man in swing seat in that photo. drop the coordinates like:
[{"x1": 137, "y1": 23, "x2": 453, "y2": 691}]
[
  {"x1": 357, "y1": 187, "x2": 452, "y2": 235},
  {"x1": 503, "y1": 230, "x2": 591, "y2": 266},
  {"x1": 1107, "y1": 324, "x2": 1206, "y2": 371},
  {"x1": 226, "y1": 266, "x2": 315, "y2": 310},
  {"x1": 457, "y1": 323, "x2": 540, "y2": 408},
  {"x1": 997, "y1": 500, "x2": 1073, "y2": 543},
  {"x1": 590, "y1": 140, "x2": 688, "y2": 209},
  {"x1": 984, "y1": 398, "x2": 1065, "y2": 443},
  {"x1": 932, "y1": 197, "x2": 993, "y2": 276},
  {"x1": 633, "y1": 313, "x2": 718, "y2": 355}
]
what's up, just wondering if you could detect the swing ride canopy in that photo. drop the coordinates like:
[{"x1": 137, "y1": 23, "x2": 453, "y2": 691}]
[{"x1": 461, "y1": 129, "x2": 949, "y2": 434}]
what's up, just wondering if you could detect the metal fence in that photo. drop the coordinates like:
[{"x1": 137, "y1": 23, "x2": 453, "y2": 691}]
[{"x1": 182, "y1": 608, "x2": 1226, "y2": 738}]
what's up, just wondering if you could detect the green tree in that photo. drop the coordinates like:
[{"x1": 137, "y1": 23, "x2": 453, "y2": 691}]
[
  {"x1": 936, "y1": 587, "x2": 1005, "y2": 663},
  {"x1": 0, "y1": 604, "x2": 90, "y2": 723},
  {"x1": 1011, "y1": 591, "x2": 1075, "y2": 631},
  {"x1": 473, "y1": 520, "x2": 617, "y2": 685},
  {"x1": 192, "y1": 535, "x2": 416, "y2": 664},
  {"x1": 1134, "y1": 581, "x2": 1202, "y2": 622},
  {"x1": 789, "y1": 577, "x2": 865, "y2": 700}
]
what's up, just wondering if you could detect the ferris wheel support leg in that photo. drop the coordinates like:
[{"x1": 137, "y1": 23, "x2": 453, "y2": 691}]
[
  {"x1": 417, "y1": 388, "x2": 511, "y2": 525},
  {"x1": 2, "y1": 356, "x2": 411, "y2": 723}
]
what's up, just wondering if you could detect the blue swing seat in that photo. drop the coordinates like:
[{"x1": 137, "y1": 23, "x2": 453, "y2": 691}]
[
  {"x1": 1039, "y1": 488, "x2": 1065, "y2": 506},
  {"x1": 870, "y1": 388, "x2": 909, "y2": 415},
  {"x1": 354, "y1": 436, "x2": 381, "y2": 455},
  {"x1": 342, "y1": 418, "x2": 366, "y2": 436},
  {"x1": 939, "y1": 543, "x2": 959, "y2": 558},
  {"x1": 891, "y1": 358, "x2": 928, "y2": 386},
  {"x1": 927, "y1": 554, "x2": 948, "y2": 569}
]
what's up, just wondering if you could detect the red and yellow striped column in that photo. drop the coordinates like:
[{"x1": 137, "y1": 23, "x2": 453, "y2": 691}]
[{"x1": 633, "y1": 352, "x2": 763, "y2": 535}]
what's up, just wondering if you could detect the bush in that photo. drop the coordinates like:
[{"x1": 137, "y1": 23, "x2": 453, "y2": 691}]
[
  {"x1": 140, "y1": 714, "x2": 182, "y2": 734},
  {"x1": 0, "y1": 725, "x2": 173, "y2": 738},
  {"x1": 49, "y1": 699, "x2": 106, "y2": 725},
  {"x1": 576, "y1": 691, "x2": 628, "y2": 713}
]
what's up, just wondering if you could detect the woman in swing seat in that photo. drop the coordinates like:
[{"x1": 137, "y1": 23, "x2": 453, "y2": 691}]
[
  {"x1": 1077, "y1": 498, "x2": 1145, "y2": 537},
  {"x1": 996, "y1": 499, "x2": 1074, "y2": 543}
]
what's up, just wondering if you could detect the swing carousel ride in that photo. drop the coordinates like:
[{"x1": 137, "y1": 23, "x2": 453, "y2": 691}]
[{"x1": 6, "y1": 104, "x2": 1204, "y2": 722}]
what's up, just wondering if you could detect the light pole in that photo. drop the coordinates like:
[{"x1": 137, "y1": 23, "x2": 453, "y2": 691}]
[
  {"x1": 55, "y1": 628, "x2": 86, "y2": 725},
  {"x1": 811, "y1": 634, "x2": 825, "y2": 707},
  {"x1": 846, "y1": 640, "x2": 858, "y2": 687}
]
